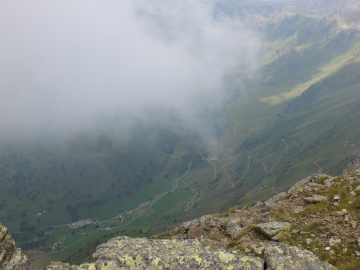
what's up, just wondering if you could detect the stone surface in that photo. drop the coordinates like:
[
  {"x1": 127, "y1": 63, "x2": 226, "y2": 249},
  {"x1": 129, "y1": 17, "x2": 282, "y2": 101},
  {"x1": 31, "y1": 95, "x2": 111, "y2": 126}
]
[
  {"x1": 332, "y1": 209, "x2": 347, "y2": 216},
  {"x1": 305, "y1": 238, "x2": 312, "y2": 245},
  {"x1": 323, "y1": 179, "x2": 333, "y2": 187},
  {"x1": 262, "y1": 243, "x2": 335, "y2": 270},
  {"x1": 45, "y1": 262, "x2": 72, "y2": 270},
  {"x1": 304, "y1": 194, "x2": 328, "y2": 203},
  {"x1": 45, "y1": 237, "x2": 338, "y2": 270},
  {"x1": 328, "y1": 237, "x2": 341, "y2": 246},
  {"x1": 47, "y1": 237, "x2": 264, "y2": 270},
  {"x1": 226, "y1": 220, "x2": 245, "y2": 238},
  {"x1": 0, "y1": 223, "x2": 31, "y2": 270},
  {"x1": 264, "y1": 202, "x2": 277, "y2": 208},
  {"x1": 45, "y1": 262, "x2": 96, "y2": 270},
  {"x1": 255, "y1": 222, "x2": 291, "y2": 240}
]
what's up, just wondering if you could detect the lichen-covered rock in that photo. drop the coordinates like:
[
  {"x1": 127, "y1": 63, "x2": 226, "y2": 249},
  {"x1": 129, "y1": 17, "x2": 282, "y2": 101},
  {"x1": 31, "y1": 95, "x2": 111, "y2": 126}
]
[
  {"x1": 91, "y1": 236, "x2": 264, "y2": 269},
  {"x1": 45, "y1": 262, "x2": 71, "y2": 270},
  {"x1": 46, "y1": 236, "x2": 337, "y2": 270},
  {"x1": 46, "y1": 236, "x2": 264, "y2": 269},
  {"x1": 0, "y1": 223, "x2": 31, "y2": 270},
  {"x1": 262, "y1": 243, "x2": 336, "y2": 270},
  {"x1": 255, "y1": 222, "x2": 291, "y2": 240},
  {"x1": 45, "y1": 262, "x2": 96, "y2": 270}
]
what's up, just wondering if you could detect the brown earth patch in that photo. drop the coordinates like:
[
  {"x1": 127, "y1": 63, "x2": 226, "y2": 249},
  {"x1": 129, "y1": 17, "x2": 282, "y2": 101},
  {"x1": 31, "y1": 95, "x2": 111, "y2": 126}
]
[{"x1": 26, "y1": 250, "x2": 45, "y2": 258}]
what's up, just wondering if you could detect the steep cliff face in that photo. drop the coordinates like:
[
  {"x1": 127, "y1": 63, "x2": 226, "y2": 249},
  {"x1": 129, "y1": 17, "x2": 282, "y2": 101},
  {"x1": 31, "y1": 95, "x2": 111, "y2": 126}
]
[{"x1": 0, "y1": 223, "x2": 30, "y2": 270}]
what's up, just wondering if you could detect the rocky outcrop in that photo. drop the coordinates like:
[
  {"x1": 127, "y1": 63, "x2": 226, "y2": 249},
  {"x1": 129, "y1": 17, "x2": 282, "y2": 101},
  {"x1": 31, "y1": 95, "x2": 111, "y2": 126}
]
[
  {"x1": 157, "y1": 160, "x2": 360, "y2": 269},
  {"x1": 303, "y1": 194, "x2": 328, "y2": 203},
  {"x1": 45, "y1": 237, "x2": 263, "y2": 269},
  {"x1": 4, "y1": 160, "x2": 360, "y2": 269},
  {"x1": 92, "y1": 237, "x2": 263, "y2": 270},
  {"x1": 45, "y1": 237, "x2": 335, "y2": 270},
  {"x1": 255, "y1": 222, "x2": 291, "y2": 240},
  {"x1": 262, "y1": 243, "x2": 333, "y2": 270},
  {"x1": 0, "y1": 223, "x2": 31, "y2": 270},
  {"x1": 0, "y1": 225, "x2": 335, "y2": 270}
]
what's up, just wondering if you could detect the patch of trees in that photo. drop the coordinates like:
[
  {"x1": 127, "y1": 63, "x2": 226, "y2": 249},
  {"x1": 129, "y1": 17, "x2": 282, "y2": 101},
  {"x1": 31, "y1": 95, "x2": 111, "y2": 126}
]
[
  {"x1": 19, "y1": 237, "x2": 48, "y2": 250},
  {"x1": 13, "y1": 234, "x2": 31, "y2": 243},
  {"x1": 0, "y1": 200, "x2": 7, "y2": 211},
  {"x1": 20, "y1": 220, "x2": 36, "y2": 232},
  {"x1": 66, "y1": 203, "x2": 82, "y2": 222}
]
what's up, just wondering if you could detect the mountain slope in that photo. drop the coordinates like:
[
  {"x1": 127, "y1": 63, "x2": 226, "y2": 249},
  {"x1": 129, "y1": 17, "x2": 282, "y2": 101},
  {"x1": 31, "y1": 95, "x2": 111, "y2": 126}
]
[
  {"x1": 2, "y1": 1, "x2": 360, "y2": 267},
  {"x1": 42, "y1": 159, "x2": 360, "y2": 269},
  {"x1": 154, "y1": 159, "x2": 360, "y2": 270}
]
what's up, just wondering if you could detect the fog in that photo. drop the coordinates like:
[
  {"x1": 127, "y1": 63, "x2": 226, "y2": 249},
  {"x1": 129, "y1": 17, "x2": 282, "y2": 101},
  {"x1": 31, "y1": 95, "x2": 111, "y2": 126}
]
[{"x1": 0, "y1": 0, "x2": 260, "y2": 142}]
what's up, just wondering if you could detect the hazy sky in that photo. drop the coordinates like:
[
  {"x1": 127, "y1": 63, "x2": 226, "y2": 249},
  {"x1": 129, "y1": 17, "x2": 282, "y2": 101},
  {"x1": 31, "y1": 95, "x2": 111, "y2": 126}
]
[{"x1": 0, "y1": 0, "x2": 260, "y2": 141}]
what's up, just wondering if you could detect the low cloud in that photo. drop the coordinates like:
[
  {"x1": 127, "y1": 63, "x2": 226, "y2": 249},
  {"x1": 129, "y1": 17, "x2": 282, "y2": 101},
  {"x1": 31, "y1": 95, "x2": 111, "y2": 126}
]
[{"x1": 0, "y1": 0, "x2": 260, "y2": 142}]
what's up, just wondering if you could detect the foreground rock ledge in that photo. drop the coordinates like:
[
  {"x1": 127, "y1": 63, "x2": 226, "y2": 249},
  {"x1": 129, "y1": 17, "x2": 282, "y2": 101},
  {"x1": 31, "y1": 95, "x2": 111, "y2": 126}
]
[
  {"x1": 45, "y1": 236, "x2": 333, "y2": 270},
  {"x1": 5, "y1": 159, "x2": 360, "y2": 270},
  {"x1": 0, "y1": 223, "x2": 31, "y2": 270}
]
